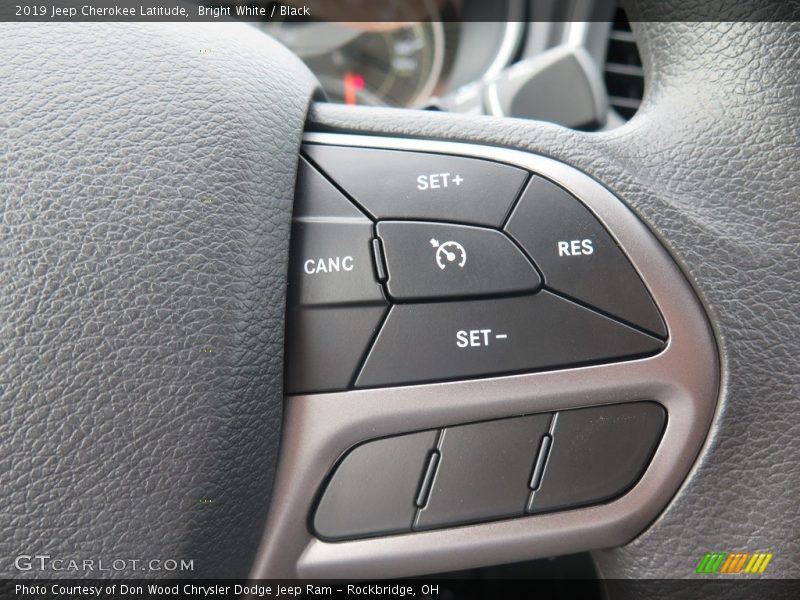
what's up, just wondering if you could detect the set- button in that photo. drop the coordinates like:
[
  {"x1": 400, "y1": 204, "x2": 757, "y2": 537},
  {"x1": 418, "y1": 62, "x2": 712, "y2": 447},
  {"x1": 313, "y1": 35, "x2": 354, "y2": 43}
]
[{"x1": 355, "y1": 293, "x2": 662, "y2": 388}]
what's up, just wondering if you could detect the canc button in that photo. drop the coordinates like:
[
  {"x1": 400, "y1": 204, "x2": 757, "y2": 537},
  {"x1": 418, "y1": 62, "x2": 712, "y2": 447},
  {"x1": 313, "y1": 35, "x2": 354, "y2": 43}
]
[{"x1": 288, "y1": 158, "x2": 385, "y2": 306}]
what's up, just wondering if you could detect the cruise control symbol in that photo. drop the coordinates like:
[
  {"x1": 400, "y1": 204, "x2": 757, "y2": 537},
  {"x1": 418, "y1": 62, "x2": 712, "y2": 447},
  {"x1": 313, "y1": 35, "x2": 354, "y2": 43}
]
[{"x1": 430, "y1": 239, "x2": 467, "y2": 270}]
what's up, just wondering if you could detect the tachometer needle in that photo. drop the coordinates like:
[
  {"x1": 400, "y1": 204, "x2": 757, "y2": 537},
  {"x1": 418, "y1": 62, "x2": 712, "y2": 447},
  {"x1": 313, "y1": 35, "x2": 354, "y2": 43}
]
[{"x1": 344, "y1": 72, "x2": 365, "y2": 105}]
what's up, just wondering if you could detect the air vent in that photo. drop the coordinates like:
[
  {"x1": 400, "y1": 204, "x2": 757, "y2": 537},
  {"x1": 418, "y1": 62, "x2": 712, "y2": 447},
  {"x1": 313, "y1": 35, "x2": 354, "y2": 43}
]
[{"x1": 603, "y1": 7, "x2": 644, "y2": 120}]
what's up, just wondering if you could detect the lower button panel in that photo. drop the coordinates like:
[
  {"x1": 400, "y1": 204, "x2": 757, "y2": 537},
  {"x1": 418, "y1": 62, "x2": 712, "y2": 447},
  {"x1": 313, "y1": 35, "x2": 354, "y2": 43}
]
[
  {"x1": 311, "y1": 402, "x2": 665, "y2": 541},
  {"x1": 355, "y1": 292, "x2": 664, "y2": 388}
]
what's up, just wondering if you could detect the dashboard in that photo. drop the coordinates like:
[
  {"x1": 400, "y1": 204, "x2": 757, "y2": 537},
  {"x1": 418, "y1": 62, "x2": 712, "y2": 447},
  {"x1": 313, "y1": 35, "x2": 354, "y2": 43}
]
[{"x1": 263, "y1": 1, "x2": 524, "y2": 109}]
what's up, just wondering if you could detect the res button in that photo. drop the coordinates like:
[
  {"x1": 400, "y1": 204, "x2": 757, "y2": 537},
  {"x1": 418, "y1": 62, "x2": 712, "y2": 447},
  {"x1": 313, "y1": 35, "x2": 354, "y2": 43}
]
[{"x1": 505, "y1": 176, "x2": 667, "y2": 338}]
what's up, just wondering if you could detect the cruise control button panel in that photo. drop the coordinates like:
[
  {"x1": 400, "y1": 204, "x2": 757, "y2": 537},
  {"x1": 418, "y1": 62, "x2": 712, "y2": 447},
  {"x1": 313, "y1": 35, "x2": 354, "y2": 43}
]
[
  {"x1": 286, "y1": 144, "x2": 668, "y2": 394},
  {"x1": 377, "y1": 221, "x2": 541, "y2": 301}
]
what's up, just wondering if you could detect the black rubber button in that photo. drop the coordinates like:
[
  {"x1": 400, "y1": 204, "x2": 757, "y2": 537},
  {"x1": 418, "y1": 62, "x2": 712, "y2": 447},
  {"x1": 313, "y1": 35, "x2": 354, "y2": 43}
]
[
  {"x1": 355, "y1": 292, "x2": 665, "y2": 388},
  {"x1": 294, "y1": 156, "x2": 366, "y2": 220},
  {"x1": 314, "y1": 430, "x2": 438, "y2": 540},
  {"x1": 415, "y1": 414, "x2": 552, "y2": 529},
  {"x1": 304, "y1": 144, "x2": 528, "y2": 227},
  {"x1": 505, "y1": 176, "x2": 667, "y2": 337},
  {"x1": 285, "y1": 304, "x2": 388, "y2": 394},
  {"x1": 527, "y1": 402, "x2": 666, "y2": 513},
  {"x1": 288, "y1": 220, "x2": 385, "y2": 306},
  {"x1": 377, "y1": 221, "x2": 541, "y2": 301}
]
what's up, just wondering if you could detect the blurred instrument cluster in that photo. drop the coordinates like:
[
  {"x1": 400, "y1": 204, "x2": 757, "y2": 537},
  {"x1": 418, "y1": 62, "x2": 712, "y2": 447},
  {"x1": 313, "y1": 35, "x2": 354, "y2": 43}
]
[{"x1": 263, "y1": 0, "x2": 643, "y2": 129}]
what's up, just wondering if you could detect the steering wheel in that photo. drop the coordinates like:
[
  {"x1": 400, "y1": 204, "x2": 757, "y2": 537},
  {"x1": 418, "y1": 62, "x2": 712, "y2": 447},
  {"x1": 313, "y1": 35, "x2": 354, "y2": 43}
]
[{"x1": 2, "y1": 3, "x2": 797, "y2": 590}]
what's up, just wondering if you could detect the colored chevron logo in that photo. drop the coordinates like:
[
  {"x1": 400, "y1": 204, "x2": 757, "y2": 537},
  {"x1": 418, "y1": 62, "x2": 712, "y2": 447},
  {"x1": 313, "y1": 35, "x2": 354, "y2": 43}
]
[{"x1": 696, "y1": 552, "x2": 773, "y2": 574}]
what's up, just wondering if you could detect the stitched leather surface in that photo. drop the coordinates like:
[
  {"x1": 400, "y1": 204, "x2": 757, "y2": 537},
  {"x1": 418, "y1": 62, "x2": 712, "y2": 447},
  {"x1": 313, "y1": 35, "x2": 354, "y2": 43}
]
[
  {"x1": 307, "y1": 17, "x2": 800, "y2": 582},
  {"x1": 0, "y1": 24, "x2": 316, "y2": 577}
]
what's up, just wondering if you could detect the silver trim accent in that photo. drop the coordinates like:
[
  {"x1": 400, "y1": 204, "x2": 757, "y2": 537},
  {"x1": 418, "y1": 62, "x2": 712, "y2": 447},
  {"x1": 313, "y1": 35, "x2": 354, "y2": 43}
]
[
  {"x1": 251, "y1": 133, "x2": 719, "y2": 579},
  {"x1": 482, "y1": 21, "x2": 526, "y2": 82},
  {"x1": 485, "y1": 44, "x2": 608, "y2": 123},
  {"x1": 565, "y1": 21, "x2": 590, "y2": 48},
  {"x1": 410, "y1": 13, "x2": 446, "y2": 109}
]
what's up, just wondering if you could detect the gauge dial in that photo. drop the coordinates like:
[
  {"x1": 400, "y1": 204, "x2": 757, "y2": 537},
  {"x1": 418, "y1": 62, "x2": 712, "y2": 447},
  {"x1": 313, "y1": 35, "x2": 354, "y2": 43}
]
[{"x1": 264, "y1": 20, "x2": 444, "y2": 107}]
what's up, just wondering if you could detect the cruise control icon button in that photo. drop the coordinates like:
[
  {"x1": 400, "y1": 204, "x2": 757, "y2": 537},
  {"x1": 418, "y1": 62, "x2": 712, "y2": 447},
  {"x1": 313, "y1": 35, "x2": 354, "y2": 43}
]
[{"x1": 377, "y1": 221, "x2": 541, "y2": 301}]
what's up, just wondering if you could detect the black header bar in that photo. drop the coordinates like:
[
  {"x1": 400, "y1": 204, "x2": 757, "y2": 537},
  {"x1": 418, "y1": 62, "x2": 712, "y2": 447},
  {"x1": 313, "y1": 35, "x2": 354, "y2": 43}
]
[{"x1": 0, "y1": 0, "x2": 797, "y2": 23}]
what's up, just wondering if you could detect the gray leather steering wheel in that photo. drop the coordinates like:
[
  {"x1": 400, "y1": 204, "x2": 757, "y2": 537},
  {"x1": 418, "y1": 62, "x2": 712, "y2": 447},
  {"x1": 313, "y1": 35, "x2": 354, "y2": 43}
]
[{"x1": 1, "y1": 4, "x2": 798, "y2": 590}]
